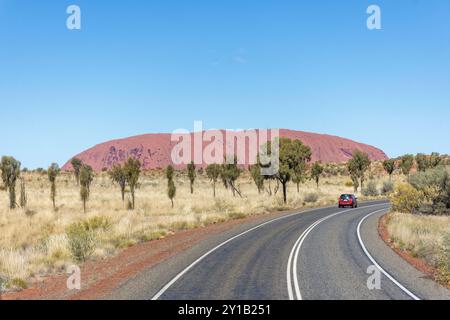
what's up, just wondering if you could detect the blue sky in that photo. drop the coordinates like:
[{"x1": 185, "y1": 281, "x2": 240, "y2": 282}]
[{"x1": 0, "y1": 0, "x2": 449, "y2": 168}]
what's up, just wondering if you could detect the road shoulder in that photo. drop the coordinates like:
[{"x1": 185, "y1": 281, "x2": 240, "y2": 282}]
[{"x1": 360, "y1": 211, "x2": 450, "y2": 300}]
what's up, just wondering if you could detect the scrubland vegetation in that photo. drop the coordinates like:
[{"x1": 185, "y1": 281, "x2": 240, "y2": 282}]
[
  {"x1": 0, "y1": 147, "x2": 448, "y2": 291},
  {"x1": 387, "y1": 153, "x2": 450, "y2": 285}
]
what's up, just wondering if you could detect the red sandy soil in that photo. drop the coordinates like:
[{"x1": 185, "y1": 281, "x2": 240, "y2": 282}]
[
  {"x1": 378, "y1": 213, "x2": 450, "y2": 290},
  {"x1": 62, "y1": 129, "x2": 388, "y2": 172},
  {"x1": 0, "y1": 210, "x2": 295, "y2": 300}
]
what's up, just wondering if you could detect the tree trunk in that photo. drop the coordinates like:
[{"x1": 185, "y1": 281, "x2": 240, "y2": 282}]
[
  {"x1": 282, "y1": 183, "x2": 287, "y2": 204},
  {"x1": 171, "y1": 199, "x2": 174, "y2": 208},
  {"x1": 213, "y1": 182, "x2": 216, "y2": 198},
  {"x1": 297, "y1": 183, "x2": 300, "y2": 193}
]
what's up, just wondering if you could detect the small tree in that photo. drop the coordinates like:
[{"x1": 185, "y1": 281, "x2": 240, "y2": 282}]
[
  {"x1": 71, "y1": 158, "x2": 83, "y2": 185},
  {"x1": 109, "y1": 164, "x2": 127, "y2": 202},
  {"x1": 250, "y1": 164, "x2": 264, "y2": 194},
  {"x1": 123, "y1": 158, "x2": 141, "y2": 210},
  {"x1": 292, "y1": 162, "x2": 308, "y2": 193},
  {"x1": 48, "y1": 163, "x2": 61, "y2": 211},
  {"x1": 347, "y1": 151, "x2": 371, "y2": 192},
  {"x1": 400, "y1": 154, "x2": 414, "y2": 176},
  {"x1": 19, "y1": 178, "x2": 27, "y2": 208},
  {"x1": 0, "y1": 156, "x2": 21, "y2": 209},
  {"x1": 415, "y1": 154, "x2": 428, "y2": 172},
  {"x1": 206, "y1": 164, "x2": 221, "y2": 197},
  {"x1": 311, "y1": 162, "x2": 324, "y2": 189},
  {"x1": 166, "y1": 165, "x2": 176, "y2": 208},
  {"x1": 262, "y1": 138, "x2": 312, "y2": 204},
  {"x1": 187, "y1": 161, "x2": 196, "y2": 194},
  {"x1": 220, "y1": 157, "x2": 242, "y2": 197},
  {"x1": 383, "y1": 159, "x2": 396, "y2": 180},
  {"x1": 429, "y1": 152, "x2": 443, "y2": 168},
  {"x1": 79, "y1": 164, "x2": 93, "y2": 213}
]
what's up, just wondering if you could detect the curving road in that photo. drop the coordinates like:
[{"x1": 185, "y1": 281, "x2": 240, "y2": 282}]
[{"x1": 107, "y1": 201, "x2": 450, "y2": 300}]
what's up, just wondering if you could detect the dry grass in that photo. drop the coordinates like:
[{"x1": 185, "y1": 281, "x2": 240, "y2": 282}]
[
  {"x1": 0, "y1": 170, "x2": 385, "y2": 290},
  {"x1": 387, "y1": 212, "x2": 450, "y2": 284}
]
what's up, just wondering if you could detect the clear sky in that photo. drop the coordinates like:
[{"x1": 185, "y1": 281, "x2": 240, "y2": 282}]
[{"x1": 0, "y1": 0, "x2": 449, "y2": 168}]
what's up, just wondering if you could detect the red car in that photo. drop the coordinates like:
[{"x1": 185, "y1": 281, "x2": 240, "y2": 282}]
[{"x1": 338, "y1": 194, "x2": 358, "y2": 208}]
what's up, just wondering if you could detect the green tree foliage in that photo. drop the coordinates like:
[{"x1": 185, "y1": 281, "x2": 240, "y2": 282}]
[
  {"x1": 187, "y1": 161, "x2": 196, "y2": 194},
  {"x1": 311, "y1": 162, "x2": 324, "y2": 188},
  {"x1": 415, "y1": 153, "x2": 429, "y2": 172},
  {"x1": 264, "y1": 138, "x2": 312, "y2": 204},
  {"x1": 166, "y1": 165, "x2": 176, "y2": 208},
  {"x1": 0, "y1": 156, "x2": 21, "y2": 209},
  {"x1": 79, "y1": 164, "x2": 94, "y2": 213},
  {"x1": 389, "y1": 183, "x2": 422, "y2": 214},
  {"x1": 292, "y1": 162, "x2": 308, "y2": 193},
  {"x1": 206, "y1": 164, "x2": 221, "y2": 197},
  {"x1": 71, "y1": 158, "x2": 83, "y2": 185},
  {"x1": 400, "y1": 154, "x2": 415, "y2": 176},
  {"x1": 382, "y1": 159, "x2": 396, "y2": 180},
  {"x1": 409, "y1": 166, "x2": 450, "y2": 214},
  {"x1": 220, "y1": 157, "x2": 242, "y2": 197},
  {"x1": 347, "y1": 151, "x2": 371, "y2": 192},
  {"x1": 250, "y1": 164, "x2": 264, "y2": 194},
  {"x1": 123, "y1": 158, "x2": 141, "y2": 210},
  {"x1": 430, "y1": 152, "x2": 444, "y2": 168},
  {"x1": 47, "y1": 163, "x2": 61, "y2": 211},
  {"x1": 109, "y1": 164, "x2": 127, "y2": 202}
]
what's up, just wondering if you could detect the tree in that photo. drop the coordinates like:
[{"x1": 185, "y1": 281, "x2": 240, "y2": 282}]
[
  {"x1": 0, "y1": 156, "x2": 21, "y2": 209},
  {"x1": 347, "y1": 151, "x2": 371, "y2": 192},
  {"x1": 430, "y1": 152, "x2": 443, "y2": 168},
  {"x1": 311, "y1": 162, "x2": 324, "y2": 188},
  {"x1": 206, "y1": 164, "x2": 221, "y2": 197},
  {"x1": 187, "y1": 161, "x2": 196, "y2": 194},
  {"x1": 383, "y1": 159, "x2": 396, "y2": 180},
  {"x1": 220, "y1": 157, "x2": 242, "y2": 197},
  {"x1": 19, "y1": 178, "x2": 27, "y2": 209},
  {"x1": 415, "y1": 154, "x2": 428, "y2": 172},
  {"x1": 292, "y1": 162, "x2": 308, "y2": 193},
  {"x1": 263, "y1": 138, "x2": 312, "y2": 204},
  {"x1": 48, "y1": 163, "x2": 61, "y2": 211},
  {"x1": 400, "y1": 154, "x2": 414, "y2": 176},
  {"x1": 79, "y1": 164, "x2": 93, "y2": 213},
  {"x1": 123, "y1": 158, "x2": 141, "y2": 210},
  {"x1": 109, "y1": 164, "x2": 127, "y2": 202},
  {"x1": 71, "y1": 158, "x2": 83, "y2": 185},
  {"x1": 166, "y1": 165, "x2": 176, "y2": 208},
  {"x1": 250, "y1": 164, "x2": 264, "y2": 194}
]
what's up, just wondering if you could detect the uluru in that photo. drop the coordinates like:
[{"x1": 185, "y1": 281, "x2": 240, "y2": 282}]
[{"x1": 62, "y1": 129, "x2": 389, "y2": 172}]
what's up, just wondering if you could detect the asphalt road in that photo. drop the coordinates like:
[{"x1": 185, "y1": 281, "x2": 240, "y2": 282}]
[{"x1": 107, "y1": 200, "x2": 450, "y2": 300}]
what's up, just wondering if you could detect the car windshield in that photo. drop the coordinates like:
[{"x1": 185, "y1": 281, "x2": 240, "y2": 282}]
[{"x1": 340, "y1": 195, "x2": 351, "y2": 200}]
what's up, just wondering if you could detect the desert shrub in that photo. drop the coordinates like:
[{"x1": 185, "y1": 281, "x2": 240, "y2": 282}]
[
  {"x1": 390, "y1": 183, "x2": 422, "y2": 214},
  {"x1": 381, "y1": 181, "x2": 394, "y2": 195},
  {"x1": 304, "y1": 192, "x2": 319, "y2": 203},
  {"x1": 345, "y1": 180, "x2": 353, "y2": 187},
  {"x1": 362, "y1": 180, "x2": 379, "y2": 197},
  {"x1": 409, "y1": 166, "x2": 450, "y2": 215},
  {"x1": 66, "y1": 222, "x2": 96, "y2": 262},
  {"x1": 83, "y1": 216, "x2": 112, "y2": 232}
]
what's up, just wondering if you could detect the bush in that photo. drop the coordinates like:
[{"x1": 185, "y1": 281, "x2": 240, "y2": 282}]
[
  {"x1": 304, "y1": 192, "x2": 319, "y2": 203},
  {"x1": 362, "y1": 180, "x2": 379, "y2": 197},
  {"x1": 83, "y1": 216, "x2": 112, "y2": 232},
  {"x1": 390, "y1": 183, "x2": 422, "y2": 214},
  {"x1": 381, "y1": 181, "x2": 394, "y2": 195},
  {"x1": 66, "y1": 222, "x2": 96, "y2": 262},
  {"x1": 345, "y1": 181, "x2": 353, "y2": 187}
]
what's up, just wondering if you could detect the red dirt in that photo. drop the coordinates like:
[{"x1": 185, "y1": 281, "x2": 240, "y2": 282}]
[
  {"x1": 0, "y1": 210, "x2": 294, "y2": 300},
  {"x1": 378, "y1": 213, "x2": 450, "y2": 290},
  {"x1": 61, "y1": 129, "x2": 388, "y2": 172}
]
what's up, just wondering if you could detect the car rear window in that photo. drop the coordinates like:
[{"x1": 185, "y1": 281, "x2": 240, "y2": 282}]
[{"x1": 340, "y1": 195, "x2": 351, "y2": 200}]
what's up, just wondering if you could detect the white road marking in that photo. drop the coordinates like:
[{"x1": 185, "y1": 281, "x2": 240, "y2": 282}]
[
  {"x1": 151, "y1": 203, "x2": 344, "y2": 300},
  {"x1": 357, "y1": 209, "x2": 421, "y2": 300},
  {"x1": 286, "y1": 203, "x2": 387, "y2": 300}
]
